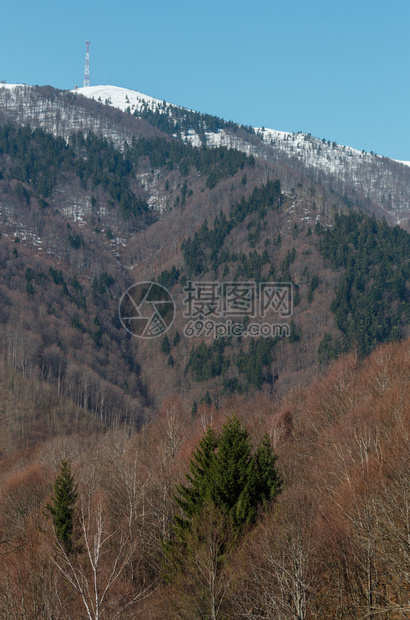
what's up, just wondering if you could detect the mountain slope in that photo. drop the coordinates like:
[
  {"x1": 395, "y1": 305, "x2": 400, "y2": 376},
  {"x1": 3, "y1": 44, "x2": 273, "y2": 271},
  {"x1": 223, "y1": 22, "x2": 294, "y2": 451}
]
[
  {"x1": 0, "y1": 81, "x2": 408, "y2": 431},
  {"x1": 2, "y1": 83, "x2": 410, "y2": 228},
  {"x1": 75, "y1": 84, "x2": 410, "y2": 229},
  {"x1": 0, "y1": 83, "x2": 164, "y2": 148}
]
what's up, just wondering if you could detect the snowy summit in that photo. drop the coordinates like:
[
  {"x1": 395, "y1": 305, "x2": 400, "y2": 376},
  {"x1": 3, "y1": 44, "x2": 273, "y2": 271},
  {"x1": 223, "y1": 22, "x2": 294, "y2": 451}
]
[{"x1": 72, "y1": 85, "x2": 175, "y2": 115}]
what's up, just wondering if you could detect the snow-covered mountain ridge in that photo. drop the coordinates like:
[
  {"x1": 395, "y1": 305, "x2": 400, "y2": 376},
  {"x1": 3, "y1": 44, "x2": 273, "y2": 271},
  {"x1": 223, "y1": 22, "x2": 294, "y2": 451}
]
[
  {"x1": 1, "y1": 83, "x2": 410, "y2": 228},
  {"x1": 72, "y1": 85, "x2": 410, "y2": 227},
  {"x1": 74, "y1": 85, "x2": 410, "y2": 166}
]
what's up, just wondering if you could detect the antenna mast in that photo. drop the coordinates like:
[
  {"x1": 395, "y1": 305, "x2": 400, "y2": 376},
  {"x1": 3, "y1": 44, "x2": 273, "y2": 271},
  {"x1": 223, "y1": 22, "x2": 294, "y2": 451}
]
[{"x1": 83, "y1": 41, "x2": 90, "y2": 88}]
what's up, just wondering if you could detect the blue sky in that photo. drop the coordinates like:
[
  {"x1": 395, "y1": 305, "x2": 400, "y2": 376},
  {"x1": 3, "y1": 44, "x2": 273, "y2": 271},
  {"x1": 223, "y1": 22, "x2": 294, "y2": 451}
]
[{"x1": 2, "y1": 0, "x2": 409, "y2": 160}]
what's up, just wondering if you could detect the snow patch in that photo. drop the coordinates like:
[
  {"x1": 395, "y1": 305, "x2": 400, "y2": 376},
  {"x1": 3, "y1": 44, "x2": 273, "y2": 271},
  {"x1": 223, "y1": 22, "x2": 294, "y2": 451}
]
[{"x1": 71, "y1": 85, "x2": 180, "y2": 116}]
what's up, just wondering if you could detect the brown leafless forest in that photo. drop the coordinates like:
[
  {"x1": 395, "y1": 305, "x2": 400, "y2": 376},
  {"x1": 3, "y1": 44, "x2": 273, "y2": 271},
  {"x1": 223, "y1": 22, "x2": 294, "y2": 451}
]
[{"x1": 0, "y1": 339, "x2": 408, "y2": 618}]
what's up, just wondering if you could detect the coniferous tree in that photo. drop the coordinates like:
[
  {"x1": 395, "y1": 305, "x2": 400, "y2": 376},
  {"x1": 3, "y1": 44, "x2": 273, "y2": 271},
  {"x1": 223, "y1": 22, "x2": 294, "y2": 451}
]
[
  {"x1": 173, "y1": 415, "x2": 281, "y2": 537},
  {"x1": 164, "y1": 415, "x2": 281, "y2": 618},
  {"x1": 161, "y1": 334, "x2": 171, "y2": 355},
  {"x1": 253, "y1": 433, "x2": 283, "y2": 506},
  {"x1": 172, "y1": 331, "x2": 181, "y2": 347},
  {"x1": 203, "y1": 390, "x2": 212, "y2": 406},
  {"x1": 45, "y1": 459, "x2": 78, "y2": 553},
  {"x1": 165, "y1": 416, "x2": 282, "y2": 603},
  {"x1": 174, "y1": 426, "x2": 218, "y2": 536},
  {"x1": 212, "y1": 414, "x2": 255, "y2": 529}
]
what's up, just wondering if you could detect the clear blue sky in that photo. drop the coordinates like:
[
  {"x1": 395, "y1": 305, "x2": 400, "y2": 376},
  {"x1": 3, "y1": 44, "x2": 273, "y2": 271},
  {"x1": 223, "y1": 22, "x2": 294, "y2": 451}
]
[{"x1": 2, "y1": 0, "x2": 409, "y2": 160}]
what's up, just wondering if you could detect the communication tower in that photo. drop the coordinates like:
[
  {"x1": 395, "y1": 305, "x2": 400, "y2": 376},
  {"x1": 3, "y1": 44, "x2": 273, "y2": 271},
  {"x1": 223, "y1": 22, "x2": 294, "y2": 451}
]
[{"x1": 84, "y1": 41, "x2": 90, "y2": 88}]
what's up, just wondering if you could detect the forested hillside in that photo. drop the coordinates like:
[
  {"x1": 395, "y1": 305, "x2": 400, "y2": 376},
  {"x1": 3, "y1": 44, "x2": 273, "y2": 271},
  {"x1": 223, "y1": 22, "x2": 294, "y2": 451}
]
[
  {"x1": 0, "y1": 113, "x2": 408, "y2": 420},
  {"x1": 153, "y1": 194, "x2": 409, "y2": 405},
  {"x1": 0, "y1": 339, "x2": 407, "y2": 618},
  {"x1": 0, "y1": 83, "x2": 409, "y2": 619}
]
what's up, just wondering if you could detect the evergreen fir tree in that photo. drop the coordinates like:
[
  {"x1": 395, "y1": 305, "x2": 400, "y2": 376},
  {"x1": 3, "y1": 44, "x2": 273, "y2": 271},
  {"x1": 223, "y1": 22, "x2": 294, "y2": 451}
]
[
  {"x1": 174, "y1": 426, "x2": 218, "y2": 536},
  {"x1": 203, "y1": 390, "x2": 212, "y2": 407},
  {"x1": 253, "y1": 433, "x2": 282, "y2": 506},
  {"x1": 166, "y1": 416, "x2": 282, "y2": 587},
  {"x1": 161, "y1": 334, "x2": 171, "y2": 355},
  {"x1": 173, "y1": 414, "x2": 282, "y2": 537},
  {"x1": 172, "y1": 331, "x2": 181, "y2": 347},
  {"x1": 45, "y1": 459, "x2": 78, "y2": 553},
  {"x1": 212, "y1": 414, "x2": 254, "y2": 529}
]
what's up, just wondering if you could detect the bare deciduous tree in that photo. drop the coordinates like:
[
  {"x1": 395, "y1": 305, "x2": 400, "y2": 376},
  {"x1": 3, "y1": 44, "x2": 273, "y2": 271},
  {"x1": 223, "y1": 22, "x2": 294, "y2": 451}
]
[{"x1": 50, "y1": 496, "x2": 154, "y2": 619}]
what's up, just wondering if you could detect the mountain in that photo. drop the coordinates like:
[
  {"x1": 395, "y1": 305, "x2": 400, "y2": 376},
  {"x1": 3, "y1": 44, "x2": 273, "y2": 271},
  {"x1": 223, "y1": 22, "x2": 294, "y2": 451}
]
[
  {"x1": 0, "y1": 81, "x2": 408, "y2": 441},
  {"x1": 0, "y1": 81, "x2": 409, "y2": 620},
  {"x1": 2, "y1": 83, "x2": 410, "y2": 228},
  {"x1": 75, "y1": 84, "x2": 410, "y2": 229}
]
